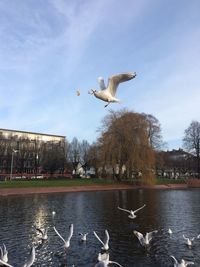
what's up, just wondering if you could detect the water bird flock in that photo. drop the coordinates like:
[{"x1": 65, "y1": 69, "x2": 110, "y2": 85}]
[{"x1": 0, "y1": 204, "x2": 199, "y2": 266}]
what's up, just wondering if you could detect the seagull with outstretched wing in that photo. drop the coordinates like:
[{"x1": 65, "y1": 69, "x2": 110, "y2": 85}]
[
  {"x1": 183, "y1": 235, "x2": 195, "y2": 247},
  {"x1": 88, "y1": 72, "x2": 136, "y2": 107},
  {"x1": 0, "y1": 243, "x2": 8, "y2": 264},
  {"x1": 95, "y1": 253, "x2": 123, "y2": 267},
  {"x1": 54, "y1": 224, "x2": 73, "y2": 250},
  {"x1": 118, "y1": 204, "x2": 146, "y2": 219},
  {"x1": 94, "y1": 230, "x2": 110, "y2": 251},
  {"x1": 133, "y1": 230, "x2": 158, "y2": 248},
  {"x1": 170, "y1": 256, "x2": 194, "y2": 266},
  {"x1": 22, "y1": 246, "x2": 35, "y2": 267}
]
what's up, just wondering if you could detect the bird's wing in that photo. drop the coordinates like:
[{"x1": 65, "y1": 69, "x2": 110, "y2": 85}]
[
  {"x1": 133, "y1": 204, "x2": 146, "y2": 214},
  {"x1": 197, "y1": 234, "x2": 200, "y2": 239},
  {"x1": 185, "y1": 260, "x2": 195, "y2": 266},
  {"x1": 67, "y1": 224, "x2": 74, "y2": 241},
  {"x1": 2, "y1": 244, "x2": 7, "y2": 256},
  {"x1": 98, "y1": 77, "x2": 106, "y2": 90},
  {"x1": 53, "y1": 226, "x2": 66, "y2": 244},
  {"x1": 105, "y1": 230, "x2": 110, "y2": 244},
  {"x1": 183, "y1": 235, "x2": 188, "y2": 240},
  {"x1": 94, "y1": 231, "x2": 105, "y2": 246},
  {"x1": 118, "y1": 206, "x2": 131, "y2": 214},
  {"x1": 109, "y1": 261, "x2": 123, "y2": 267},
  {"x1": 133, "y1": 230, "x2": 144, "y2": 241},
  {"x1": 0, "y1": 246, "x2": 3, "y2": 259},
  {"x1": 36, "y1": 227, "x2": 44, "y2": 235},
  {"x1": 170, "y1": 256, "x2": 178, "y2": 265},
  {"x1": 23, "y1": 246, "x2": 35, "y2": 267},
  {"x1": 107, "y1": 72, "x2": 136, "y2": 96},
  {"x1": 146, "y1": 230, "x2": 158, "y2": 242},
  {"x1": 0, "y1": 259, "x2": 13, "y2": 267}
]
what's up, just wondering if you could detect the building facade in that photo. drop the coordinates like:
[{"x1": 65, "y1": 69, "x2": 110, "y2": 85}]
[{"x1": 0, "y1": 128, "x2": 66, "y2": 179}]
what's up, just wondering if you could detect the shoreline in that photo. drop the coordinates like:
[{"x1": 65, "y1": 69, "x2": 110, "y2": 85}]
[{"x1": 0, "y1": 184, "x2": 188, "y2": 196}]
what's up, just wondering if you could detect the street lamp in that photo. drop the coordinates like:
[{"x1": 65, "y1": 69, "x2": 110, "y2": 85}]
[{"x1": 10, "y1": 149, "x2": 18, "y2": 180}]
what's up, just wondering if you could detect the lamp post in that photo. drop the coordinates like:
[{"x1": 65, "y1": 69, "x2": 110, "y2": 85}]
[{"x1": 10, "y1": 149, "x2": 18, "y2": 180}]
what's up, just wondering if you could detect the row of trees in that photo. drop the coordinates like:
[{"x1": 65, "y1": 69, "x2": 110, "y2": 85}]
[
  {"x1": 66, "y1": 110, "x2": 200, "y2": 181},
  {"x1": 1, "y1": 109, "x2": 199, "y2": 181}
]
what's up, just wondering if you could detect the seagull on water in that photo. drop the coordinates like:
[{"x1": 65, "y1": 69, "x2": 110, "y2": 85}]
[
  {"x1": 0, "y1": 244, "x2": 8, "y2": 264},
  {"x1": 35, "y1": 226, "x2": 48, "y2": 241},
  {"x1": 93, "y1": 230, "x2": 110, "y2": 251},
  {"x1": 168, "y1": 228, "x2": 173, "y2": 235},
  {"x1": 183, "y1": 235, "x2": 195, "y2": 247},
  {"x1": 79, "y1": 232, "x2": 88, "y2": 242},
  {"x1": 88, "y1": 72, "x2": 136, "y2": 107},
  {"x1": 118, "y1": 204, "x2": 146, "y2": 219},
  {"x1": 0, "y1": 247, "x2": 35, "y2": 267},
  {"x1": 170, "y1": 256, "x2": 194, "y2": 267},
  {"x1": 22, "y1": 247, "x2": 36, "y2": 267},
  {"x1": 53, "y1": 224, "x2": 74, "y2": 250},
  {"x1": 133, "y1": 230, "x2": 158, "y2": 248},
  {"x1": 95, "y1": 253, "x2": 123, "y2": 267}
]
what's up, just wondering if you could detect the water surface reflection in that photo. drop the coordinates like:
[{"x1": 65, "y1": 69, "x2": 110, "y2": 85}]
[{"x1": 0, "y1": 189, "x2": 200, "y2": 266}]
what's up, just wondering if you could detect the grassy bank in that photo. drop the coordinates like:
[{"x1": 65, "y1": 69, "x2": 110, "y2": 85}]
[
  {"x1": 0, "y1": 178, "x2": 116, "y2": 189},
  {"x1": 0, "y1": 177, "x2": 187, "y2": 189}
]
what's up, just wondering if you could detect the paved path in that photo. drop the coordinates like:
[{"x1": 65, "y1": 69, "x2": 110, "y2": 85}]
[{"x1": 0, "y1": 184, "x2": 188, "y2": 196}]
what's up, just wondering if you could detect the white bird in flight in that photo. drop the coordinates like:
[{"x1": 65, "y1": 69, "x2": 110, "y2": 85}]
[
  {"x1": 133, "y1": 230, "x2": 158, "y2": 248},
  {"x1": 0, "y1": 247, "x2": 35, "y2": 267},
  {"x1": 93, "y1": 230, "x2": 110, "y2": 251},
  {"x1": 170, "y1": 256, "x2": 194, "y2": 267},
  {"x1": 183, "y1": 235, "x2": 195, "y2": 247},
  {"x1": 88, "y1": 72, "x2": 136, "y2": 107},
  {"x1": 22, "y1": 247, "x2": 36, "y2": 267},
  {"x1": 0, "y1": 243, "x2": 8, "y2": 264},
  {"x1": 95, "y1": 253, "x2": 123, "y2": 267},
  {"x1": 53, "y1": 224, "x2": 74, "y2": 250},
  {"x1": 118, "y1": 204, "x2": 146, "y2": 219}
]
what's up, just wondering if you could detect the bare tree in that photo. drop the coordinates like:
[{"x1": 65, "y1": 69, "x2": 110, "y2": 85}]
[
  {"x1": 183, "y1": 121, "x2": 200, "y2": 178},
  {"x1": 143, "y1": 113, "x2": 164, "y2": 150},
  {"x1": 67, "y1": 137, "x2": 81, "y2": 174},
  {"x1": 79, "y1": 140, "x2": 90, "y2": 173}
]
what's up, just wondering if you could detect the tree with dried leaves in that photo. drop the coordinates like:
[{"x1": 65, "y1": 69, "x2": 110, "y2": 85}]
[
  {"x1": 183, "y1": 121, "x2": 200, "y2": 178},
  {"x1": 97, "y1": 109, "x2": 161, "y2": 183}
]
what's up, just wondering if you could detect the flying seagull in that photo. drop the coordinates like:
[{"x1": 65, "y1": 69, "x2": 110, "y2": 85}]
[
  {"x1": 0, "y1": 243, "x2": 8, "y2": 264},
  {"x1": 0, "y1": 247, "x2": 36, "y2": 267},
  {"x1": 53, "y1": 224, "x2": 74, "y2": 250},
  {"x1": 95, "y1": 253, "x2": 123, "y2": 267},
  {"x1": 183, "y1": 235, "x2": 195, "y2": 247},
  {"x1": 22, "y1": 247, "x2": 35, "y2": 267},
  {"x1": 88, "y1": 72, "x2": 136, "y2": 107},
  {"x1": 93, "y1": 230, "x2": 110, "y2": 251},
  {"x1": 118, "y1": 204, "x2": 146, "y2": 219},
  {"x1": 170, "y1": 256, "x2": 194, "y2": 267},
  {"x1": 133, "y1": 230, "x2": 158, "y2": 248}
]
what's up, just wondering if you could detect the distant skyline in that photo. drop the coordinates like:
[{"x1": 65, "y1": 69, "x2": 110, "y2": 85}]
[{"x1": 0, "y1": 0, "x2": 199, "y2": 150}]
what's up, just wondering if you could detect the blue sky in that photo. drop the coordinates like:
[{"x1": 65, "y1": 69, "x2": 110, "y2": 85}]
[{"x1": 0, "y1": 0, "x2": 199, "y2": 150}]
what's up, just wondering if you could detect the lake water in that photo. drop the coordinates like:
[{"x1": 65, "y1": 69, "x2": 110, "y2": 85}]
[{"x1": 0, "y1": 189, "x2": 200, "y2": 267}]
